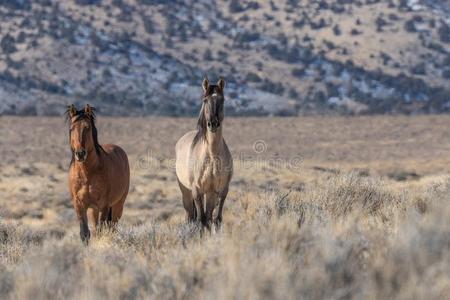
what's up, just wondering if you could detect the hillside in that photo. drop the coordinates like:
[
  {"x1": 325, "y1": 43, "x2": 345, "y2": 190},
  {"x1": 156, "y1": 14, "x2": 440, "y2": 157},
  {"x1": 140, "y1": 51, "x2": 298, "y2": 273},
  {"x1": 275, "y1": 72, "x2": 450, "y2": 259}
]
[{"x1": 0, "y1": 0, "x2": 449, "y2": 116}]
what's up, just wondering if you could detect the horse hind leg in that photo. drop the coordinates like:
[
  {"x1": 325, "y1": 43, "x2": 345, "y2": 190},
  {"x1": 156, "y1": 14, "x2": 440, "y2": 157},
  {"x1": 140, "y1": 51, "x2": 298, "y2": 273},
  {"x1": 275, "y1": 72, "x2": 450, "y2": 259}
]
[
  {"x1": 177, "y1": 178, "x2": 196, "y2": 222},
  {"x1": 183, "y1": 195, "x2": 196, "y2": 223},
  {"x1": 111, "y1": 180, "x2": 129, "y2": 228},
  {"x1": 111, "y1": 195, "x2": 126, "y2": 227},
  {"x1": 107, "y1": 207, "x2": 113, "y2": 224},
  {"x1": 99, "y1": 207, "x2": 113, "y2": 230},
  {"x1": 214, "y1": 187, "x2": 229, "y2": 229},
  {"x1": 98, "y1": 206, "x2": 111, "y2": 232}
]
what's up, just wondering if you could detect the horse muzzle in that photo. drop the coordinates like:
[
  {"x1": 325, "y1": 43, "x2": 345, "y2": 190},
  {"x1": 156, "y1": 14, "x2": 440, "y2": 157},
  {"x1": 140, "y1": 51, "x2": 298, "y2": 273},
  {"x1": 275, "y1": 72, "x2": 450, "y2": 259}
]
[
  {"x1": 74, "y1": 149, "x2": 87, "y2": 162},
  {"x1": 207, "y1": 119, "x2": 220, "y2": 132}
]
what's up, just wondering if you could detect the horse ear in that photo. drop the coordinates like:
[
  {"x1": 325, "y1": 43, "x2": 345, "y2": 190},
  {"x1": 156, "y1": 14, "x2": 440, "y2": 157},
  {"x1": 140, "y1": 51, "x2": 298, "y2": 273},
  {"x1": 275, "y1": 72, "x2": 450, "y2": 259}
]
[
  {"x1": 202, "y1": 77, "x2": 209, "y2": 94},
  {"x1": 217, "y1": 77, "x2": 225, "y2": 91},
  {"x1": 68, "y1": 104, "x2": 77, "y2": 118},
  {"x1": 84, "y1": 104, "x2": 94, "y2": 117}
]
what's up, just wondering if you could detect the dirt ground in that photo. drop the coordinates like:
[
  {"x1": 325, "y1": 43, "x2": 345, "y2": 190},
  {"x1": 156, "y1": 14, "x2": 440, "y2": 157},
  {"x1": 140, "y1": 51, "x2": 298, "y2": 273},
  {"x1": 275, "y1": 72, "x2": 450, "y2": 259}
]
[{"x1": 1, "y1": 115, "x2": 450, "y2": 229}]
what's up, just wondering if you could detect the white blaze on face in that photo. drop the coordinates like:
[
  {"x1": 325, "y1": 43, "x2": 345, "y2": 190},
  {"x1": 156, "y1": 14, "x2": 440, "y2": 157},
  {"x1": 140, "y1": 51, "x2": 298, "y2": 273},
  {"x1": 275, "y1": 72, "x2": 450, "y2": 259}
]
[{"x1": 212, "y1": 93, "x2": 218, "y2": 97}]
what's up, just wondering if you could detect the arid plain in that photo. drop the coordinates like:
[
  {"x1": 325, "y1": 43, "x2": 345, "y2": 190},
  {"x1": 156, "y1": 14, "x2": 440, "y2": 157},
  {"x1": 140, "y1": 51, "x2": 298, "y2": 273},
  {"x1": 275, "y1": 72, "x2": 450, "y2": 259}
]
[{"x1": 1, "y1": 115, "x2": 450, "y2": 299}]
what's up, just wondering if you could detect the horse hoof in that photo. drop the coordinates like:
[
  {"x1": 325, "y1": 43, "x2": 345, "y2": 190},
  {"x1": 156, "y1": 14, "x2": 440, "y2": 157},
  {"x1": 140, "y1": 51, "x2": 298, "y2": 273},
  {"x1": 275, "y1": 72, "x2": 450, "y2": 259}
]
[
  {"x1": 213, "y1": 218, "x2": 222, "y2": 230},
  {"x1": 211, "y1": 223, "x2": 218, "y2": 234},
  {"x1": 80, "y1": 231, "x2": 90, "y2": 246},
  {"x1": 81, "y1": 236, "x2": 90, "y2": 246}
]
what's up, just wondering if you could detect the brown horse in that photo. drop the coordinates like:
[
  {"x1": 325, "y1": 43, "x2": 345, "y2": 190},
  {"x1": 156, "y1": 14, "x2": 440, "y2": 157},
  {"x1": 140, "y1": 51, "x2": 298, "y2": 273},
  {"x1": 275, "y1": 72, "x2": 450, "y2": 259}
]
[
  {"x1": 175, "y1": 77, "x2": 233, "y2": 229},
  {"x1": 66, "y1": 104, "x2": 129, "y2": 244}
]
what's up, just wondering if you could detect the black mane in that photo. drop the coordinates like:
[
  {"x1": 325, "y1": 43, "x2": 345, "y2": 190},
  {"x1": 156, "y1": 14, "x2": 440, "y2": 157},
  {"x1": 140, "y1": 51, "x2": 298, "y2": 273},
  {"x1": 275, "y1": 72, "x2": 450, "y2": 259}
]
[{"x1": 192, "y1": 85, "x2": 222, "y2": 147}]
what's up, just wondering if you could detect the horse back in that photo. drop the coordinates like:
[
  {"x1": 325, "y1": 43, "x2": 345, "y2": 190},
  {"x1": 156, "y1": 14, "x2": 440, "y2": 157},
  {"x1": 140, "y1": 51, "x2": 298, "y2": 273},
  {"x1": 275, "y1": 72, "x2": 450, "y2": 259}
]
[{"x1": 102, "y1": 144, "x2": 130, "y2": 196}]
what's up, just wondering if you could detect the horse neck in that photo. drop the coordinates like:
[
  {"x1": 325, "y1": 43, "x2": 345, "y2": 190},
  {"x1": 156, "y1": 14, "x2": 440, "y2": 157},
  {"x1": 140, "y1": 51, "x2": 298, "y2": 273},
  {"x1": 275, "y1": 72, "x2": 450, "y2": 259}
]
[{"x1": 205, "y1": 127, "x2": 223, "y2": 155}]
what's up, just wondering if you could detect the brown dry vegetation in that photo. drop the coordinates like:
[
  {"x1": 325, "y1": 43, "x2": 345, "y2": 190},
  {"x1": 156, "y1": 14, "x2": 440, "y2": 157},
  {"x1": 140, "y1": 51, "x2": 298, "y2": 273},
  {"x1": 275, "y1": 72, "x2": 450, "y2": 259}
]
[{"x1": 1, "y1": 115, "x2": 450, "y2": 299}]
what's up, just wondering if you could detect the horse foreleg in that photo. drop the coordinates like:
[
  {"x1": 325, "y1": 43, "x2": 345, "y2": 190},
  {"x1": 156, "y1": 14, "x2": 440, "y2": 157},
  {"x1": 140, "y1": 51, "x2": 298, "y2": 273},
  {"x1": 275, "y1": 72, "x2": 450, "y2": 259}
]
[
  {"x1": 193, "y1": 190, "x2": 207, "y2": 229},
  {"x1": 98, "y1": 206, "x2": 110, "y2": 231},
  {"x1": 75, "y1": 206, "x2": 90, "y2": 245},
  {"x1": 87, "y1": 208, "x2": 99, "y2": 236},
  {"x1": 214, "y1": 187, "x2": 229, "y2": 228},
  {"x1": 205, "y1": 192, "x2": 217, "y2": 230}
]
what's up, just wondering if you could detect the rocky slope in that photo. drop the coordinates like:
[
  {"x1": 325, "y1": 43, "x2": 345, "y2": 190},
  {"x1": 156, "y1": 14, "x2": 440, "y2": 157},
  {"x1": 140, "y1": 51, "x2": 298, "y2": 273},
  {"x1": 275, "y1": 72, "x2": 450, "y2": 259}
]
[{"x1": 0, "y1": 0, "x2": 449, "y2": 116}]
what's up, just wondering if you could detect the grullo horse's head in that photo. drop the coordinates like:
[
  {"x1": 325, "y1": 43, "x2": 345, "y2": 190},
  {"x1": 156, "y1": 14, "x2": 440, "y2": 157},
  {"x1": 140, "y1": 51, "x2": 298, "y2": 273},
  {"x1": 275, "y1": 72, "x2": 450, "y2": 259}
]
[{"x1": 200, "y1": 77, "x2": 226, "y2": 133}]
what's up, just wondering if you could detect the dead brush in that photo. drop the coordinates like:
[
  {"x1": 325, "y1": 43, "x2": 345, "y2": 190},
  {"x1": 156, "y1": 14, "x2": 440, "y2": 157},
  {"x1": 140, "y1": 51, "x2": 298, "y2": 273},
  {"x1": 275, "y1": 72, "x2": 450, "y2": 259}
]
[
  {"x1": 317, "y1": 173, "x2": 400, "y2": 219},
  {"x1": 0, "y1": 221, "x2": 47, "y2": 264}
]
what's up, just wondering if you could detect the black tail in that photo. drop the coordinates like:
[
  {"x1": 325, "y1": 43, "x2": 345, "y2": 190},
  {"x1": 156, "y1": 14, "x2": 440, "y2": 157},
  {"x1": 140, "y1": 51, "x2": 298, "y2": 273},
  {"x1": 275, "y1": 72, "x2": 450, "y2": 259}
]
[
  {"x1": 193, "y1": 200, "x2": 197, "y2": 220},
  {"x1": 107, "y1": 207, "x2": 113, "y2": 224}
]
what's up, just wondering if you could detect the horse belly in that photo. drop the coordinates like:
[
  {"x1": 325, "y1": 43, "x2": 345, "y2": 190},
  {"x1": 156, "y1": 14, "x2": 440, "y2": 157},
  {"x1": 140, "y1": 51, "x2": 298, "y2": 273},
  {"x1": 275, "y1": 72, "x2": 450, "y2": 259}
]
[
  {"x1": 175, "y1": 131, "x2": 197, "y2": 189},
  {"x1": 176, "y1": 159, "x2": 191, "y2": 189},
  {"x1": 107, "y1": 169, "x2": 129, "y2": 206},
  {"x1": 104, "y1": 146, "x2": 130, "y2": 205}
]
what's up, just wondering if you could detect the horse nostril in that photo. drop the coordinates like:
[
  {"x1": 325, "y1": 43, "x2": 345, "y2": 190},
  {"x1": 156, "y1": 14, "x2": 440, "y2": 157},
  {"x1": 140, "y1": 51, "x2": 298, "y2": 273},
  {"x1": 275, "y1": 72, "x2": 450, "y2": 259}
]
[
  {"x1": 207, "y1": 121, "x2": 212, "y2": 127},
  {"x1": 75, "y1": 149, "x2": 86, "y2": 160}
]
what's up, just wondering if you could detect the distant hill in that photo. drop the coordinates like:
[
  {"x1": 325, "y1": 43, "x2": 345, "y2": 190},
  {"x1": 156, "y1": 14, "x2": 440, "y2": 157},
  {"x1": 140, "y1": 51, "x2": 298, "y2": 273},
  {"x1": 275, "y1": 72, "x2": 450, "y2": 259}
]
[{"x1": 0, "y1": 0, "x2": 449, "y2": 116}]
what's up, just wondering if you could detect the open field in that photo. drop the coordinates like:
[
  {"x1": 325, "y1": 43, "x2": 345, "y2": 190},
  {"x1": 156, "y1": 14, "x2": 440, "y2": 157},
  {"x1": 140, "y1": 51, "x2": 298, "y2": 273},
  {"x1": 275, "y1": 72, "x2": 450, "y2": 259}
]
[{"x1": 1, "y1": 115, "x2": 450, "y2": 299}]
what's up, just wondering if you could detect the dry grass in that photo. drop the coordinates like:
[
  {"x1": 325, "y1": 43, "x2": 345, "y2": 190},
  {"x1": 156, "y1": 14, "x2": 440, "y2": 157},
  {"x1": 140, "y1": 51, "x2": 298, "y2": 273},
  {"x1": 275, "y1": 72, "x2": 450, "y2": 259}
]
[{"x1": 1, "y1": 116, "x2": 450, "y2": 299}]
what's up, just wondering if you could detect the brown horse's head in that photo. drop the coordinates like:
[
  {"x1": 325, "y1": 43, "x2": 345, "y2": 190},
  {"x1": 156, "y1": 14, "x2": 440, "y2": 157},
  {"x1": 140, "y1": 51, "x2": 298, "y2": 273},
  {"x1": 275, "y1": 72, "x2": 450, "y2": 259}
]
[
  {"x1": 199, "y1": 77, "x2": 226, "y2": 133},
  {"x1": 65, "y1": 104, "x2": 103, "y2": 163}
]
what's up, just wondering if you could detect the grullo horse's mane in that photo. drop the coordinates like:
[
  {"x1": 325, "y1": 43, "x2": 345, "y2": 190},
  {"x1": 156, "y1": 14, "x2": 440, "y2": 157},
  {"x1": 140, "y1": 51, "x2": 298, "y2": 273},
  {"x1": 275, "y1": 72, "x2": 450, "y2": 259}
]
[
  {"x1": 194, "y1": 104, "x2": 207, "y2": 145},
  {"x1": 192, "y1": 84, "x2": 221, "y2": 148},
  {"x1": 65, "y1": 106, "x2": 105, "y2": 165}
]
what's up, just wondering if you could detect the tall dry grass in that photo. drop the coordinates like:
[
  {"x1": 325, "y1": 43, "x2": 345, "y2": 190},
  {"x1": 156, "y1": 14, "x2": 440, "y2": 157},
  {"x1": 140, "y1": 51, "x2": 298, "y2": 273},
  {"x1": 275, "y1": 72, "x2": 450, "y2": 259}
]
[{"x1": 1, "y1": 172, "x2": 449, "y2": 299}]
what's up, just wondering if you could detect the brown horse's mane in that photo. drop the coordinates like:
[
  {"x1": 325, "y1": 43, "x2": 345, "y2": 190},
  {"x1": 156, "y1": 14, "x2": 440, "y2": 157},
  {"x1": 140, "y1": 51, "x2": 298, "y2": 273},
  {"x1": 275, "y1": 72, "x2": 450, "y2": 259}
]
[
  {"x1": 65, "y1": 106, "x2": 105, "y2": 165},
  {"x1": 192, "y1": 84, "x2": 221, "y2": 148}
]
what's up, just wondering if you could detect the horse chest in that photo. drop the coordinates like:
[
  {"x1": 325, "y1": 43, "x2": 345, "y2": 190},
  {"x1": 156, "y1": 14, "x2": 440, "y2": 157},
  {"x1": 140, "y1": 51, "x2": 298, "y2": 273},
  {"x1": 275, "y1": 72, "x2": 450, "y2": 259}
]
[
  {"x1": 201, "y1": 164, "x2": 217, "y2": 181},
  {"x1": 198, "y1": 159, "x2": 225, "y2": 192},
  {"x1": 72, "y1": 175, "x2": 105, "y2": 206}
]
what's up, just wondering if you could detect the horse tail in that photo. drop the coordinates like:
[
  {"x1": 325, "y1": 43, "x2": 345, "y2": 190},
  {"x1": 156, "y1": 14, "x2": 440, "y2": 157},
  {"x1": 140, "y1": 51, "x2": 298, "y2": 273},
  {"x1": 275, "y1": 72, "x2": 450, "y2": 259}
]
[
  {"x1": 193, "y1": 200, "x2": 197, "y2": 220},
  {"x1": 107, "y1": 207, "x2": 113, "y2": 224}
]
